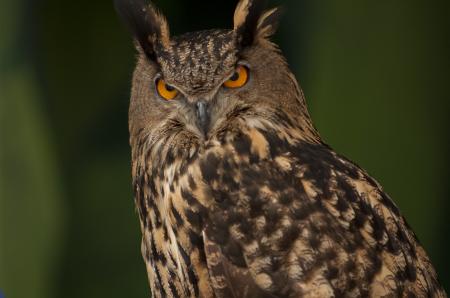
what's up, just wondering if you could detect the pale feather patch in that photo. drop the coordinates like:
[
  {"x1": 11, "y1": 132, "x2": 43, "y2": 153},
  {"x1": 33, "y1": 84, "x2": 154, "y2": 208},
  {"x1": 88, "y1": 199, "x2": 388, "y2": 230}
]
[
  {"x1": 254, "y1": 273, "x2": 273, "y2": 290},
  {"x1": 166, "y1": 216, "x2": 185, "y2": 285},
  {"x1": 256, "y1": 8, "x2": 279, "y2": 40},
  {"x1": 248, "y1": 128, "x2": 270, "y2": 159},
  {"x1": 302, "y1": 179, "x2": 318, "y2": 197},
  {"x1": 275, "y1": 155, "x2": 292, "y2": 171},
  {"x1": 191, "y1": 249, "x2": 215, "y2": 297},
  {"x1": 370, "y1": 262, "x2": 397, "y2": 297},
  {"x1": 233, "y1": 0, "x2": 251, "y2": 30}
]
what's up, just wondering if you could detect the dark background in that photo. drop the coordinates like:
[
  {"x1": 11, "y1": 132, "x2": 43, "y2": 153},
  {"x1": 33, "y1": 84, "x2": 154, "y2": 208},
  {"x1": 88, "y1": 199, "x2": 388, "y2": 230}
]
[{"x1": 1, "y1": 0, "x2": 449, "y2": 297}]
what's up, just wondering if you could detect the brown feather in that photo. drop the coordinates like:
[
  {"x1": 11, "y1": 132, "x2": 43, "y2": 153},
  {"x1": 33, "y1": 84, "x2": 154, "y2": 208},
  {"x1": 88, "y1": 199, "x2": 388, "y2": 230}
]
[{"x1": 118, "y1": 1, "x2": 447, "y2": 297}]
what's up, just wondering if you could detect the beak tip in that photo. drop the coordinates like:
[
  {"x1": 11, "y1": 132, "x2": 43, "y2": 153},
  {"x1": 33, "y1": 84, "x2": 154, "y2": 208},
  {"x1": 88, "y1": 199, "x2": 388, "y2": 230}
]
[{"x1": 196, "y1": 101, "x2": 210, "y2": 136}]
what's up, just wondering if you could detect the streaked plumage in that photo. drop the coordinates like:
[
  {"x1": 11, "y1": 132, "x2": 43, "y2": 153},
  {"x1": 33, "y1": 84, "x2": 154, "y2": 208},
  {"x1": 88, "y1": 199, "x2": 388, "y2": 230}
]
[{"x1": 115, "y1": 0, "x2": 446, "y2": 297}]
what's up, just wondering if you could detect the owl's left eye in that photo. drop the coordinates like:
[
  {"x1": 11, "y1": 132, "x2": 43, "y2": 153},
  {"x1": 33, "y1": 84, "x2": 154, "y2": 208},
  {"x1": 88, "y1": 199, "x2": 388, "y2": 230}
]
[
  {"x1": 223, "y1": 65, "x2": 249, "y2": 89},
  {"x1": 156, "y1": 78, "x2": 179, "y2": 100}
]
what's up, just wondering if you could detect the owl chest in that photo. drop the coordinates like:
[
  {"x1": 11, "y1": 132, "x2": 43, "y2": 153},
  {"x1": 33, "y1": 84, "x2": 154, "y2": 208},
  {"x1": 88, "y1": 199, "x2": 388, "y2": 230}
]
[{"x1": 139, "y1": 160, "x2": 214, "y2": 298}]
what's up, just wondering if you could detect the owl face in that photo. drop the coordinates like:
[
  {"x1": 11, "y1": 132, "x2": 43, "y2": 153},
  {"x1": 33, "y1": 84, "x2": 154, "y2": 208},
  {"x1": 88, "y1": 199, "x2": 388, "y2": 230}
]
[{"x1": 117, "y1": 0, "x2": 314, "y2": 148}]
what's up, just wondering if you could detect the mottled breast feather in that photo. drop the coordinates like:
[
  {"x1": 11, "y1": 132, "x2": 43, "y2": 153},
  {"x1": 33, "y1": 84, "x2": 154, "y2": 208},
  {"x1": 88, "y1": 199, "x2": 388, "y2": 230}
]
[{"x1": 132, "y1": 113, "x2": 446, "y2": 298}]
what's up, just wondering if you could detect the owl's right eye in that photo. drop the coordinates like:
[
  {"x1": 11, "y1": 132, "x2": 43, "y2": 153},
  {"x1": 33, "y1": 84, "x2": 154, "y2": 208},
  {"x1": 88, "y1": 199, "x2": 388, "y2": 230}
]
[
  {"x1": 223, "y1": 65, "x2": 249, "y2": 89},
  {"x1": 156, "y1": 78, "x2": 179, "y2": 100}
]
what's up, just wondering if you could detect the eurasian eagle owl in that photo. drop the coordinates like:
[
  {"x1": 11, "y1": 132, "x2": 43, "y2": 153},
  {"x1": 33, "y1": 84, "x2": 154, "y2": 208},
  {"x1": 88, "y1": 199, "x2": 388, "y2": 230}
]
[{"x1": 115, "y1": 0, "x2": 446, "y2": 297}]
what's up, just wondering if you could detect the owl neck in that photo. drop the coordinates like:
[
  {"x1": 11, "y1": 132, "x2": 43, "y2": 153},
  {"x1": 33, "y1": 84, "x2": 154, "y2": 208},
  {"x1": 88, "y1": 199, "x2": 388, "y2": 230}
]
[{"x1": 130, "y1": 105, "x2": 325, "y2": 296}]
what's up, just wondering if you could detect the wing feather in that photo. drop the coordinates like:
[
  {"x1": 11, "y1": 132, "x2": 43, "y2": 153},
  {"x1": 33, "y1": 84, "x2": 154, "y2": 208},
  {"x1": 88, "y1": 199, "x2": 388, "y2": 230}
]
[{"x1": 197, "y1": 125, "x2": 445, "y2": 297}]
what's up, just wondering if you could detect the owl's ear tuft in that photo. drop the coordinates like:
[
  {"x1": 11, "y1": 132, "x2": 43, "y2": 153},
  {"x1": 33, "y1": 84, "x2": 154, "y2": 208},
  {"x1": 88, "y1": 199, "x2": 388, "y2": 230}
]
[
  {"x1": 256, "y1": 7, "x2": 282, "y2": 41},
  {"x1": 233, "y1": 0, "x2": 281, "y2": 48},
  {"x1": 114, "y1": 0, "x2": 170, "y2": 60}
]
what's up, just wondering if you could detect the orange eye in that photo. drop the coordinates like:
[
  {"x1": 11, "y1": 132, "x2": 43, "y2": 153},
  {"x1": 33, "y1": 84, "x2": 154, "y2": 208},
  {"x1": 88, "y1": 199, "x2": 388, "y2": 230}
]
[
  {"x1": 223, "y1": 65, "x2": 249, "y2": 88},
  {"x1": 156, "y1": 78, "x2": 179, "y2": 100}
]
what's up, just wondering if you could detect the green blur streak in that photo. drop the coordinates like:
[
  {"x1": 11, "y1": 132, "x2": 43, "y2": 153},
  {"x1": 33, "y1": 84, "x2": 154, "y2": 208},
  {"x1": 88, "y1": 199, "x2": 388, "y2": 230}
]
[{"x1": 0, "y1": 1, "x2": 64, "y2": 298}]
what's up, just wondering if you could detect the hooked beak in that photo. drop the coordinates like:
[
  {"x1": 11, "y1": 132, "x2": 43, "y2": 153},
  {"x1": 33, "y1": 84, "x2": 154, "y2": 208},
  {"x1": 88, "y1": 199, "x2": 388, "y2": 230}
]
[{"x1": 196, "y1": 101, "x2": 210, "y2": 136}]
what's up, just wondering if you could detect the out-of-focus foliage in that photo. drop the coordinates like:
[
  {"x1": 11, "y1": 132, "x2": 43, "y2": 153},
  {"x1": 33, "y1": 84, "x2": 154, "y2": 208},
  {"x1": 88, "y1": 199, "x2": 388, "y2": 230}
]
[
  {"x1": 0, "y1": 0, "x2": 448, "y2": 297},
  {"x1": 1, "y1": 1, "x2": 64, "y2": 298}
]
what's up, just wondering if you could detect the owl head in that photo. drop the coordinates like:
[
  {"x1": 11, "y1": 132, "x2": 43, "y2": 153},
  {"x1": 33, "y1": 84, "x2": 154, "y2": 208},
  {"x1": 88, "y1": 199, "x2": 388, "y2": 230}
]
[{"x1": 116, "y1": 0, "x2": 319, "y2": 156}]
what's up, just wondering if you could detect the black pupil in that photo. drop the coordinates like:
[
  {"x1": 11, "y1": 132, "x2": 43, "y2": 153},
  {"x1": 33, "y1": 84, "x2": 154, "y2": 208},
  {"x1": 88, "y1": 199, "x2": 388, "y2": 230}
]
[
  {"x1": 229, "y1": 72, "x2": 239, "y2": 81},
  {"x1": 165, "y1": 83, "x2": 175, "y2": 92}
]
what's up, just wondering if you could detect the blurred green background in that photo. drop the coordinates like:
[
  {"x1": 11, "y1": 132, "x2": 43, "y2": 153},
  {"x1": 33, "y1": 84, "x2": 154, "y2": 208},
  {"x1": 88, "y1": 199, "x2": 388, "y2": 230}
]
[{"x1": 0, "y1": 0, "x2": 449, "y2": 297}]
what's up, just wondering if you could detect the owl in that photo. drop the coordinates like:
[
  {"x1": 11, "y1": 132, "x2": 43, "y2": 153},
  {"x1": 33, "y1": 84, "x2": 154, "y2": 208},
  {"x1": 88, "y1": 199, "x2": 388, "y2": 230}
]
[{"x1": 115, "y1": 0, "x2": 446, "y2": 297}]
